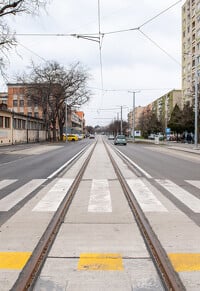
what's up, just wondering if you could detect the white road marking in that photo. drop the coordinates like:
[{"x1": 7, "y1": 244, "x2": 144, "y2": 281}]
[
  {"x1": 0, "y1": 179, "x2": 46, "y2": 211},
  {"x1": 127, "y1": 178, "x2": 168, "y2": 212},
  {"x1": 32, "y1": 178, "x2": 74, "y2": 212},
  {"x1": 0, "y1": 179, "x2": 17, "y2": 190},
  {"x1": 156, "y1": 179, "x2": 200, "y2": 213},
  {"x1": 113, "y1": 147, "x2": 152, "y2": 179},
  {"x1": 88, "y1": 179, "x2": 112, "y2": 212},
  {"x1": 47, "y1": 146, "x2": 88, "y2": 179},
  {"x1": 186, "y1": 180, "x2": 200, "y2": 189}
]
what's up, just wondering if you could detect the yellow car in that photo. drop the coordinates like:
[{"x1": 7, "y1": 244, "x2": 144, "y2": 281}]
[{"x1": 67, "y1": 134, "x2": 78, "y2": 141}]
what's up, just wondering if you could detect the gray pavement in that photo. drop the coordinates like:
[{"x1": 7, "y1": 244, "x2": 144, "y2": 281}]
[
  {"x1": 34, "y1": 137, "x2": 164, "y2": 291},
  {"x1": 166, "y1": 141, "x2": 200, "y2": 154}
]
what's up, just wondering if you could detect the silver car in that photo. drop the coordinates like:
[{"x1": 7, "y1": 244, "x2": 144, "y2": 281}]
[{"x1": 114, "y1": 135, "x2": 127, "y2": 145}]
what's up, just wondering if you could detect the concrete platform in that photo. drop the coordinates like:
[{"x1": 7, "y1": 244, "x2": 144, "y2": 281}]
[{"x1": 34, "y1": 137, "x2": 164, "y2": 290}]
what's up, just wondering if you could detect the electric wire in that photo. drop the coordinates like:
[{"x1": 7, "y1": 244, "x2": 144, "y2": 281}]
[
  {"x1": 11, "y1": 0, "x2": 182, "y2": 68},
  {"x1": 138, "y1": 29, "x2": 181, "y2": 66},
  {"x1": 139, "y1": 0, "x2": 182, "y2": 29},
  {"x1": 17, "y1": 42, "x2": 47, "y2": 62},
  {"x1": 98, "y1": 0, "x2": 104, "y2": 102},
  {"x1": 1, "y1": 1, "x2": 182, "y2": 96}
]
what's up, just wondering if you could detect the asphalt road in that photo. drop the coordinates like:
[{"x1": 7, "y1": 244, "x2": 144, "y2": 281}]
[
  {"x1": 0, "y1": 139, "x2": 92, "y2": 224},
  {"x1": 108, "y1": 140, "x2": 200, "y2": 226},
  {"x1": 1, "y1": 138, "x2": 200, "y2": 226}
]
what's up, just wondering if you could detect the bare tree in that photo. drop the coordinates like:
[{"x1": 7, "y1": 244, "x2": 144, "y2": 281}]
[
  {"x1": 0, "y1": 0, "x2": 49, "y2": 75},
  {"x1": 20, "y1": 61, "x2": 91, "y2": 141}
]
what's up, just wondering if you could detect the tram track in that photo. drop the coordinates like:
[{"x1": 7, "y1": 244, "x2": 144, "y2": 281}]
[
  {"x1": 10, "y1": 138, "x2": 186, "y2": 290},
  {"x1": 104, "y1": 140, "x2": 186, "y2": 291},
  {"x1": 11, "y1": 142, "x2": 97, "y2": 291}
]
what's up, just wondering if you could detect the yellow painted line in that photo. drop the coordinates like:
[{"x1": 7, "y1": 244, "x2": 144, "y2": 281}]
[
  {"x1": 78, "y1": 253, "x2": 124, "y2": 271},
  {"x1": 168, "y1": 253, "x2": 200, "y2": 272},
  {"x1": 0, "y1": 252, "x2": 31, "y2": 270}
]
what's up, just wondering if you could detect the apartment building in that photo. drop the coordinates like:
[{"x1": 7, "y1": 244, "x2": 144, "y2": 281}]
[
  {"x1": 128, "y1": 106, "x2": 144, "y2": 132},
  {"x1": 182, "y1": 0, "x2": 200, "y2": 105},
  {"x1": 152, "y1": 90, "x2": 182, "y2": 129}
]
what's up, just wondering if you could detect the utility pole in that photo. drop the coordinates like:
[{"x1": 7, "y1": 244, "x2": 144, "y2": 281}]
[
  {"x1": 120, "y1": 106, "x2": 123, "y2": 134},
  {"x1": 65, "y1": 100, "x2": 68, "y2": 142},
  {"x1": 128, "y1": 91, "x2": 140, "y2": 142},
  {"x1": 117, "y1": 112, "x2": 119, "y2": 135},
  {"x1": 184, "y1": 52, "x2": 199, "y2": 149},
  {"x1": 194, "y1": 55, "x2": 198, "y2": 149}
]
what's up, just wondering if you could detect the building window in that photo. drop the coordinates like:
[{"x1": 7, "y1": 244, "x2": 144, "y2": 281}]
[
  {"x1": 0, "y1": 116, "x2": 3, "y2": 128},
  {"x1": 5, "y1": 117, "x2": 10, "y2": 128},
  {"x1": 18, "y1": 119, "x2": 22, "y2": 129},
  {"x1": 27, "y1": 99, "x2": 32, "y2": 107},
  {"x1": 13, "y1": 119, "x2": 16, "y2": 129},
  {"x1": 13, "y1": 100, "x2": 18, "y2": 107},
  {"x1": 19, "y1": 100, "x2": 24, "y2": 107},
  {"x1": 22, "y1": 120, "x2": 26, "y2": 129}
]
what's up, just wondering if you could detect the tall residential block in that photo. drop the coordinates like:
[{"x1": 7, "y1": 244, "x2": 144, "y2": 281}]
[
  {"x1": 152, "y1": 90, "x2": 182, "y2": 129},
  {"x1": 182, "y1": 0, "x2": 200, "y2": 105}
]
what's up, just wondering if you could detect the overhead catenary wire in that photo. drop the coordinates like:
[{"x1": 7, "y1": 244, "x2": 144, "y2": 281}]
[
  {"x1": 1, "y1": 0, "x2": 182, "y2": 94},
  {"x1": 18, "y1": 42, "x2": 47, "y2": 62},
  {"x1": 10, "y1": 0, "x2": 182, "y2": 68},
  {"x1": 139, "y1": 0, "x2": 182, "y2": 29},
  {"x1": 138, "y1": 29, "x2": 181, "y2": 66},
  {"x1": 97, "y1": 0, "x2": 104, "y2": 103}
]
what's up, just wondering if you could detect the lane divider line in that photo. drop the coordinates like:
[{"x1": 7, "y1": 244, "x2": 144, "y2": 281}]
[
  {"x1": 112, "y1": 146, "x2": 152, "y2": 179},
  {"x1": 47, "y1": 145, "x2": 89, "y2": 179}
]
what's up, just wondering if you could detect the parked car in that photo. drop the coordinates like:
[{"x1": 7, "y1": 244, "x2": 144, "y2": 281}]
[
  {"x1": 148, "y1": 134, "x2": 155, "y2": 140},
  {"x1": 67, "y1": 134, "x2": 78, "y2": 141},
  {"x1": 77, "y1": 134, "x2": 84, "y2": 140},
  {"x1": 114, "y1": 135, "x2": 127, "y2": 145}
]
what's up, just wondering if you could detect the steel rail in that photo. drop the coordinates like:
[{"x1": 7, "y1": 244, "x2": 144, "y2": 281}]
[
  {"x1": 104, "y1": 141, "x2": 186, "y2": 291},
  {"x1": 11, "y1": 141, "x2": 97, "y2": 291}
]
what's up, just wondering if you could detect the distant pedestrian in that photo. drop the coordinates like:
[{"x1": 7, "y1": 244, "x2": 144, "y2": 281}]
[{"x1": 187, "y1": 133, "x2": 192, "y2": 144}]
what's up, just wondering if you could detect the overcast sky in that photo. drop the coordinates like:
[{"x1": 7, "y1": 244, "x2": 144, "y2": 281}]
[{"x1": 1, "y1": 0, "x2": 184, "y2": 126}]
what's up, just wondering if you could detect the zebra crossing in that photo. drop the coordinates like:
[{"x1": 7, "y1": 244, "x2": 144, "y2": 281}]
[
  {"x1": 0, "y1": 179, "x2": 46, "y2": 211},
  {"x1": 155, "y1": 179, "x2": 200, "y2": 213},
  {"x1": 0, "y1": 177, "x2": 199, "y2": 214}
]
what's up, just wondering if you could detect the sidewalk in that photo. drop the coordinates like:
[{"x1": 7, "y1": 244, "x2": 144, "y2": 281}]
[
  {"x1": 132, "y1": 138, "x2": 200, "y2": 155},
  {"x1": 166, "y1": 141, "x2": 200, "y2": 155}
]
